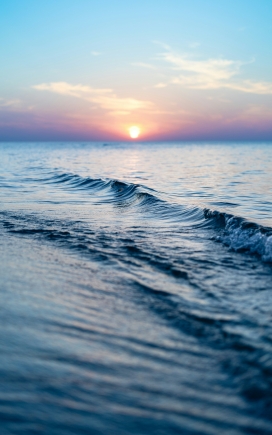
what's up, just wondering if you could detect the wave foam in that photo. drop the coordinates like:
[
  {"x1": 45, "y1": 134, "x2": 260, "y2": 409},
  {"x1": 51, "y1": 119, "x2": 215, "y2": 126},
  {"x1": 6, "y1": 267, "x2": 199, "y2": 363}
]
[{"x1": 204, "y1": 209, "x2": 272, "y2": 262}]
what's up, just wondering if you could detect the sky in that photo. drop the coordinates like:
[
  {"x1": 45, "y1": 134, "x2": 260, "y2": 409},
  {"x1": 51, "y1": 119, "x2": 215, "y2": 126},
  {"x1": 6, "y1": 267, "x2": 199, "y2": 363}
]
[{"x1": 0, "y1": 0, "x2": 272, "y2": 141}]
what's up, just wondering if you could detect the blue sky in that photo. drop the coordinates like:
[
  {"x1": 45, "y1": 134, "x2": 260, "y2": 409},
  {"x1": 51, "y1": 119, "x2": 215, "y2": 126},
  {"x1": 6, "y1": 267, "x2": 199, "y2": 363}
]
[{"x1": 1, "y1": 0, "x2": 272, "y2": 140}]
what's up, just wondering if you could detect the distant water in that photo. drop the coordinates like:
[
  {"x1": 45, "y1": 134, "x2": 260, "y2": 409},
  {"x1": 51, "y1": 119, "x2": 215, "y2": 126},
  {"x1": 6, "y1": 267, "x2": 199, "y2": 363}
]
[{"x1": 0, "y1": 142, "x2": 272, "y2": 435}]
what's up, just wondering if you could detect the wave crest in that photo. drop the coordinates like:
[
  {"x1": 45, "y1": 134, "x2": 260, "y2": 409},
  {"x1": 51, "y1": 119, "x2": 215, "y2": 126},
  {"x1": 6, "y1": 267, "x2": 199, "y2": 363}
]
[
  {"x1": 204, "y1": 209, "x2": 272, "y2": 262},
  {"x1": 43, "y1": 172, "x2": 272, "y2": 263}
]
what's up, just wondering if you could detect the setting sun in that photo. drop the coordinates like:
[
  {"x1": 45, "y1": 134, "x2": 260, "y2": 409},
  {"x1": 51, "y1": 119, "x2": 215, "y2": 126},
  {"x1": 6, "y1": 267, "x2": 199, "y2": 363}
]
[{"x1": 129, "y1": 126, "x2": 140, "y2": 139}]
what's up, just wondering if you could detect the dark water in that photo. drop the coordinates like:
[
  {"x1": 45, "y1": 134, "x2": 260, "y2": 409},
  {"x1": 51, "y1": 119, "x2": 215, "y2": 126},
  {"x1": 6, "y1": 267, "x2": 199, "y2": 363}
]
[{"x1": 0, "y1": 142, "x2": 272, "y2": 435}]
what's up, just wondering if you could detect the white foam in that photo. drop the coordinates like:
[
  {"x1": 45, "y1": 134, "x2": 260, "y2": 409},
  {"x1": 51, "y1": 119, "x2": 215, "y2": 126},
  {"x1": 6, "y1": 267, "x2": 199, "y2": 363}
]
[{"x1": 219, "y1": 216, "x2": 272, "y2": 262}]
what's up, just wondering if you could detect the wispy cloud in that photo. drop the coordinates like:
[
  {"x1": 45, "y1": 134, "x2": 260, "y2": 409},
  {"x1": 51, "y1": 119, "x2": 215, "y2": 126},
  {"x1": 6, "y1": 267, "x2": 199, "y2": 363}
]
[
  {"x1": 156, "y1": 47, "x2": 272, "y2": 94},
  {"x1": 224, "y1": 80, "x2": 272, "y2": 94},
  {"x1": 91, "y1": 51, "x2": 101, "y2": 56},
  {"x1": 131, "y1": 62, "x2": 156, "y2": 69},
  {"x1": 0, "y1": 98, "x2": 33, "y2": 111},
  {"x1": 0, "y1": 98, "x2": 22, "y2": 109},
  {"x1": 33, "y1": 82, "x2": 153, "y2": 115},
  {"x1": 232, "y1": 104, "x2": 272, "y2": 123}
]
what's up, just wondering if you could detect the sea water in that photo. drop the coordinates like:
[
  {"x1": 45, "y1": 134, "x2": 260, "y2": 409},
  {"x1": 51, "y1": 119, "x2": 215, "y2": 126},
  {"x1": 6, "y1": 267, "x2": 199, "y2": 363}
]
[{"x1": 0, "y1": 142, "x2": 272, "y2": 434}]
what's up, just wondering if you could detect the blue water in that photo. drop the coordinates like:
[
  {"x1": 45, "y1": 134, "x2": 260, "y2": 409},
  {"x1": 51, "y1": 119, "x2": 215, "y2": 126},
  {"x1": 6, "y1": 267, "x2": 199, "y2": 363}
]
[{"x1": 0, "y1": 142, "x2": 272, "y2": 435}]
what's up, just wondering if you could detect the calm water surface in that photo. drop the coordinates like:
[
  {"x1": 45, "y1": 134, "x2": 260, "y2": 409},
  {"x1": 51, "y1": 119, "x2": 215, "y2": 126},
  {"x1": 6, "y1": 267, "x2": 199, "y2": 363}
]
[{"x1": 0, "y1": 142, "x2": 272, "y2": 435}]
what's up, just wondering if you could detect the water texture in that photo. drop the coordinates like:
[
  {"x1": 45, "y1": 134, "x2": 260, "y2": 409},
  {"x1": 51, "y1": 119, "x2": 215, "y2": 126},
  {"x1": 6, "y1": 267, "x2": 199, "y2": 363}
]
[{"x1": 0, "y1": 142, "x2": 272, "y2": 435}]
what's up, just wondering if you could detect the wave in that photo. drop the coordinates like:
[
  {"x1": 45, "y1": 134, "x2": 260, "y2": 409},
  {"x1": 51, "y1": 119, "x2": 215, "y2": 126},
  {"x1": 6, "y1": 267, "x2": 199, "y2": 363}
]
[
  {"x1": 204, "y1": 209, "x2": 272, "y2": 262},
  {"x1": 45, "y1": 172, "x2": 145, "y2": 204},
  {"x1": 7, "y1": 171, "x2": 272, "y2": 264},
  {"x1": 42, "y1": 172, "x2": 204, "y2": 223}
]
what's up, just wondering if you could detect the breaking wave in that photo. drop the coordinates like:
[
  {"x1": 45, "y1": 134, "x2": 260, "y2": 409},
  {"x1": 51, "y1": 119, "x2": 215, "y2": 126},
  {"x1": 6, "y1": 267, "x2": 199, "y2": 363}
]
[
  {"x1": 12, "y1": 171, "x2": 270, "y2": 264},
  {"x1": 204, "y1": 209, "x2": 272, "y2": 263},
  {"x1": 44, "y1": 172, "x2": 272, "y2": 262}
]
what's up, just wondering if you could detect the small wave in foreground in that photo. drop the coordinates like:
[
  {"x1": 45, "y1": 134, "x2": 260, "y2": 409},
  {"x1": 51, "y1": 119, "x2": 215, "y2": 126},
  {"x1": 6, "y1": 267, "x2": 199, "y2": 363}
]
[{"x1": 41, "y1": 171, "x2": 272, "y2": 263}]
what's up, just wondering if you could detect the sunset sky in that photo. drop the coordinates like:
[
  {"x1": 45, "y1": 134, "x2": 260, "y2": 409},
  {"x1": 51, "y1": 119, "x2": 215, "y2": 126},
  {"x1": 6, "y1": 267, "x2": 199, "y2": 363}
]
[{"x1": 1, "y1": 0, "x2": 272, "y2": 141}]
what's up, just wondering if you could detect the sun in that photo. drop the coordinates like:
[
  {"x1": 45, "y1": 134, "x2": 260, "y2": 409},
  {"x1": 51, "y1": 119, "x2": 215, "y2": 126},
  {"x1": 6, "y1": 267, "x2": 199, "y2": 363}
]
[{"x1": 129, "y1": 126, "x2": 140, "y2": 139}]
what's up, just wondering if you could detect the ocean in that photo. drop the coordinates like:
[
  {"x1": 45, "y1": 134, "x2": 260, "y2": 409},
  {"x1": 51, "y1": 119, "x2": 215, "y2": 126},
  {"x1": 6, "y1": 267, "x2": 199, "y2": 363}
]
[{"x1": 0, "y1": 142, "x2": 272, "y2": 435}]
